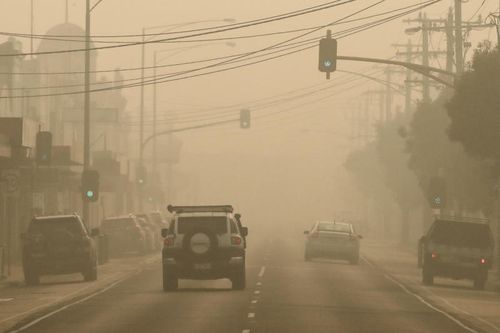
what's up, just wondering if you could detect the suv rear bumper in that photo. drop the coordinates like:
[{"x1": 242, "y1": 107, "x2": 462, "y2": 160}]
[
  {"x1": 425, "y1": 260, "x2": 489, "y2": 279},
  {"x1": 162, "y1": 248, "x2": 245, "y2": 280}
]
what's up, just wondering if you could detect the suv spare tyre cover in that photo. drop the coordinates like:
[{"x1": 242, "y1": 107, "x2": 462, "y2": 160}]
[{"x1": 182, "y1": 227, "x2": 218, "y2": 258}]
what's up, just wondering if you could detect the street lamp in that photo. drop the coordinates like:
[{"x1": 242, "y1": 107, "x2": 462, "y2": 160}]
[{"x1": 137, "y1": 19, "x2": 235, "y2": 211}]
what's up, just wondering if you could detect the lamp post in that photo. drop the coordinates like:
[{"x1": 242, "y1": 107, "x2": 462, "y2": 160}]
[{"x1": 137, "y1": 19, "x2": 235, "y2": 211}]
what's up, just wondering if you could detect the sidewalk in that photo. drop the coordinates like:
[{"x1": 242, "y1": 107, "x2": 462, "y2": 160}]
[
  {"x1": 0, "y1": 253, "x2": 160, "y2": 332},
  {"x1": 363, "y1": 242, "x2": 500, "y2": 333}
]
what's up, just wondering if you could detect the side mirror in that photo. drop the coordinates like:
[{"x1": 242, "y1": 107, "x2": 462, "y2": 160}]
[
  {"x1": 357, "y1": 234, "x2": 363, "y2": 240},
  {"x1": 304, "y1": 230, "x2": 310, "y2": 235},
  {"x1": 241, "y1": 227, "x2": 248, "y2": 237},
  {"x1": 161, "y1": 228, "x2": 169, "y2": 238},
  {"x1": 90, "y1": 228, "x2": 100, "y2": 237}
]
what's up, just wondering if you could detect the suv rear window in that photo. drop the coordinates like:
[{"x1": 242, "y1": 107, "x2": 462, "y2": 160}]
[
  {"x1": 29, "y1": 217, "x2": 85, "y2": 237},
  {"x1": 318, "y1": 222, "x2": 350, "y2": 233},
  {"x1": 430, "y1": 221, "x2": 492, "y2": 248},
  {"x1": 177, "y1": 216, "x2": 228, "y2": 234}
]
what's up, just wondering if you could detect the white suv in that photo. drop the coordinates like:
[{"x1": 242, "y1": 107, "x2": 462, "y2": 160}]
[{"x1": 161, "y1": 205, "x2": 248, "y2": 291}]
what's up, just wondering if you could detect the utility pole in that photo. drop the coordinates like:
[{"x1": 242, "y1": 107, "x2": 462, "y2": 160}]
[
  {"x1": 445, "y1": 8, "x2": 455, "y2": 73},
  {"x1": 384, "y1": 68, "x2": 392, "y2": 122},
  {"x1": 152, "y1": 52, "x2": 158, "y2": 177},
  {"x1": 83, "y1": 0, "x2": 91, "y2": 225},
  {"x1": 138, "y1": 29, "x2": 145, "y2": 212},
  {"x1": 30, "y1": 0, "x2": 34, "y2": 57},
  {"x1": 455, "y1": 0, "x2": 463, "y2": 74},
  {"x1": 393, "y1": 40, "x2": 417, "y2": 114},
  {"x1": 422, "y1": 17, "x2": 431, "y2": 103}
]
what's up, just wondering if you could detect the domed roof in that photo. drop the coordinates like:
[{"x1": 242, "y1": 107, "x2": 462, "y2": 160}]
[{"x1": 37, "y1": 22, "x2": 95, "y2": 54}]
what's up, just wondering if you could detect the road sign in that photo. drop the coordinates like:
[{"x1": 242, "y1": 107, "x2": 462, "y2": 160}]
[{"x1": 1, "y1": 169, "x2": 20, "y2": 197}]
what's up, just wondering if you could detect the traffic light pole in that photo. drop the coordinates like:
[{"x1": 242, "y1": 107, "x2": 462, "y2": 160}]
[{"x1": 82, "y1": 0, "x2": 91, "y2": 226}]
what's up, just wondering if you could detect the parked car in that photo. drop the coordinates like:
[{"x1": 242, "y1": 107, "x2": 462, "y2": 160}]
[
  {"x1": 137, "y1": 217, "x2": 157, "y2": 252},
  {"x1": 304, "y1": 221, "x2": 362, "y2": 264},
  {"x1": 136, "y1": 213, "x2": 162, "y2": 250},
  {"x1": 21, "y1": 214, "x2": 99, "y2": 285},
  {"x1": 101, "y1": 216, "x2": 147, "y2": 256},
  {"x1": 161, "y1": 205, "x2": 248, "y2": 291},
  {"x1": 419, "y1": 217, "x2": 494, "y2": 289}
]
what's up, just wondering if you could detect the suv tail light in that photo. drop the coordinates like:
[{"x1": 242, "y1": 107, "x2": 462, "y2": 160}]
[
  {"x1": 480, "y1": 258, "x2": 487, "y2": 265},
  {"x1": 431, "y1": 252, "x2": 439, "y2": 260},
  {"x1": 231, "y1": 236, "x2": 242, "y2": 245},
  {"x1": 163, "y1": 236, "x2": 175, "y2": 248}
]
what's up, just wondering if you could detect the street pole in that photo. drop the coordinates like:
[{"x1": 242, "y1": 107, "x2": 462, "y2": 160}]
[
  {"x1": 455, "y1": 0, "x2": 463, "y2": 74},
  {"x1": 422, "y1": 17, "x2": 431, "y2": 103},
  {"x1": 138, "y1": 29, "x2": 145, "y2": 212},
  {"x1": 152, "y1": 51, "x2": 157, "y2": 176},
  {"x1": 83, "y1": 0, "x2": 91, "y2": 225},
  {"x1": 384, "y1": 68, "x2": 392, "y2": 122},
  {"x1": 30, "y1": 0, "x2": 34, "y2": 57},
  {"x1": 446, "y1": 8, "x2": 455, "y2": 73},
  {"x1": 405, "y1": 40, "x2": 413, "y2": 113}
]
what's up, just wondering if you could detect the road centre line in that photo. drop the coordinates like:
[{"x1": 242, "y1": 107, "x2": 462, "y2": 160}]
[
  {"x1": 242, "y1": 330, "x2": 250, "y2": 333},
  {"x1": 384, "y1": 274, "x2": 479, "y2": 333},
  {"x1": 248, "y1": 313, "x2": 255, "y2": 319}
]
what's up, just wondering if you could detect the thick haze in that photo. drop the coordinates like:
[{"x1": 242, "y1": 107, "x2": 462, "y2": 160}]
[{"x1": 1, "y1": 0, "x2": 498, "y2": 232}]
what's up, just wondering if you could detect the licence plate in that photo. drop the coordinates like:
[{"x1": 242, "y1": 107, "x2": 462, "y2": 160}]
[{"x1": 193, "y1": 263, "x2": 211, "y2": 270}]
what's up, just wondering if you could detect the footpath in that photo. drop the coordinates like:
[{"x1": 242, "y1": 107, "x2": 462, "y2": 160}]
[
  {"x1": 0, "y1": 253, "x2": 160, "y2": 333},
  {"x1": 363, "y1": 242, "x2": 500, "y2": 333}
]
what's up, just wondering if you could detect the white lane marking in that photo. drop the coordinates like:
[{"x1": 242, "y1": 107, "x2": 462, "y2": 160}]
[
  {"x1": 5, "y1": 270, "x2": 139, "y2": 332},
  {"x1": 248, "y1": 313, "x2": 255, "y2": 319},
  {"x1": 256, "y1": 282, "x2": 262, "y2": 286},
  {"x1": 254, "y1": 290, "x2": 260, "y2": 295},
  {"x1": 0, "y1": 298, "x2": 14, "y2": 302},
  {"x1": 242, "y1": 330, "x2": 250, "y2": 333},
  {"x1": 258, "y1": 266, "x2": 266, "y2": 278},
  {"x1": 251, "y1": 299, "x2": 258, "y2": 304},
  {"x1": 384, "y1": 274, "x2": 479, "y2": 333},
  {"x1": 424, "y1": 286, "x2": 500, "y2": 332}
]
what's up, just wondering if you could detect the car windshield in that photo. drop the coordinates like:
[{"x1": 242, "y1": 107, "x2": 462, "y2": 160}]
[
  {"x1": 318, "y1": 222, "x2": 351, "y2": 233},
  {"x1": 430, "y1": 221, "x2": 492, "y2": 248},
  {"x1": 102, "y1": 218, "x2": 135, "y2": 229},
  {"x1": 177, "y1": 216, "x2": 228, "y2": 234},
  {"x1": 28, "y1": 217, "x2": 84, "y2": 237}
]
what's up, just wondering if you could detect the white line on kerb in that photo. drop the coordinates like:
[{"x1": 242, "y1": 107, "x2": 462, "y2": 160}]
[
  {"x1": 384, "y1": 274, "x2": 479, "y2": 333},
  {"x1": 258, "y1": 266, "x2": 266, "y2": 278},
  {"x1": 248, "y1": 313, "x2": 255, "y2": 319},
  {"x1": 242, "y1": 329, "x2": 251, "y2": 333}
]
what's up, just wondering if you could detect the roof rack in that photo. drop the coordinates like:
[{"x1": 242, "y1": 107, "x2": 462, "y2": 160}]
[
  {"x1": 436, "y1": 215, "x2": 490, "y2": 224},
  {"x1": 167, "y1": 205, "x2": 234, "y2": 214}
]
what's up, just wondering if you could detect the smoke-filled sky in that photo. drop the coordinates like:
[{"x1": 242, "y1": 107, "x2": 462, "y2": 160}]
[{"x1": 1, "y1": 0, "x2": 498, "y2": 226}]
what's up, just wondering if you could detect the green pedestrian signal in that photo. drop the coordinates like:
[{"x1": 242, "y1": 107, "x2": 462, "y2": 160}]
[{"x1": 81, "y1": 170, "x2": 99, "y2": 202}]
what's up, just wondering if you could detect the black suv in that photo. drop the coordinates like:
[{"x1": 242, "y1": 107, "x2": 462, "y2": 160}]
[
  {"x1": 21, "y1": 215, "x2": 99, "y2": 285},
  {"x1": 161, "y1": 205, "x2": 248, "y2": 291},
  {"x1": 419, "y1": 217, "x2": 494, "y2": 289}
]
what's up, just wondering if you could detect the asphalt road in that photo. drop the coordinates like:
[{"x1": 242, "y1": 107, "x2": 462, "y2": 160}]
[{"x1": 7, "y1": 236, "x2": 480, "y2": 333}]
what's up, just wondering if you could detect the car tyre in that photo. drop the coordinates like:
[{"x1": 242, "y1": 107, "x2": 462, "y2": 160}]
[
  {"x1": 24, "y1": 266, "x2": 40, "y2": 286},
  {"x1": 83, "y1": 261, "x2": 98, "y2": 282},
  {"x1": 422, "y1": 263, "x2": 434, "y2": 285},
  {"x1": 231, "y1": 267, "x2": 246, "y2": 290},
  {"x1": 163, "y1": 266, "x2": 178, "y2": 292}
]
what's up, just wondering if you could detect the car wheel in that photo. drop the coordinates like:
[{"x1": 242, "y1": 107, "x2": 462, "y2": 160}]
[
  {"x1": 231, "y1": 267, "x2": 246, "y2": 290},
  {"x1": 422, "y1": 264, "x2": 434, "y2": 286},
  {"x1": 162, "y1": 266, "x2": 178, "y2": 292},
  {"x1": 24, "y1": 266, "x2": 40, "y2": 286},
  {"x1": 83, "y1": 261, "x2": 98, "y2": 281},
  {"x1": 473, "y1": 270, "x2": 487, "y2": 290}
]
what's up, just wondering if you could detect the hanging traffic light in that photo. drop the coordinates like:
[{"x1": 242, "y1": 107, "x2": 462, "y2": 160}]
[
  {"x1": 240, "y1": 109, "x2": 251, "y2": 129},
  {"x1": 36, "y1": 131, "x2": 52, "y2": 165},
  {"x1": 81, "y1": 170, "x2": 100, "y2": 202},
  {"x1": 428, "y1": 177, "x2": 446, "y2": 209},
  {"x1": 136, "y1": 165, "x2": 147, "y2": 186},
  {"x1": 318, "y1": 30, "x2": 337, "y2": 79}
]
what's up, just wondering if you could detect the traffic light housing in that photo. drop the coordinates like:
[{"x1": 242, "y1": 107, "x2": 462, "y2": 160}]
[
  {"x1": 428, "y1": 177, "x2": 446, "y2": 209},
  {"x1": 136, "y1": 165, "x2": 147, "y2": 186},
  {"x1": 36, "y1": 131, "x2": 52, "y2": 165},
  {"x1": 81, "y1": 170, "x2": 100, "y2": 202},
  {"x1": 318, "y1": 30, "x2": 337, "y2": 78},
  {"x1": 240, "y1": 109, "x2": 251, "y2": 129}
]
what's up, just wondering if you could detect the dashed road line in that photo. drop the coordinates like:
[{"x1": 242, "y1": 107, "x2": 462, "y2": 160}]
[
  {"x1": 242, "y1": 329, "x2": 250, "y2": 333},
  {"x1": 248, "y1": 313, "x2": 255, "y2": 319},
  {"x1": 254, "y1": 290, "x2": 260, "y2": 295},
  {"x1": 0, "y1": 298, "x2": 14, "y2": 302},
  {"x1": 256, "y1": 282, "x2": 262, "y2": 286},
  {"x1": 251, "y1": 299, "x2": 258, "y2": 304},
  {"x1": 258, "y1": 266, "x2": 266, "y2": 278}
]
